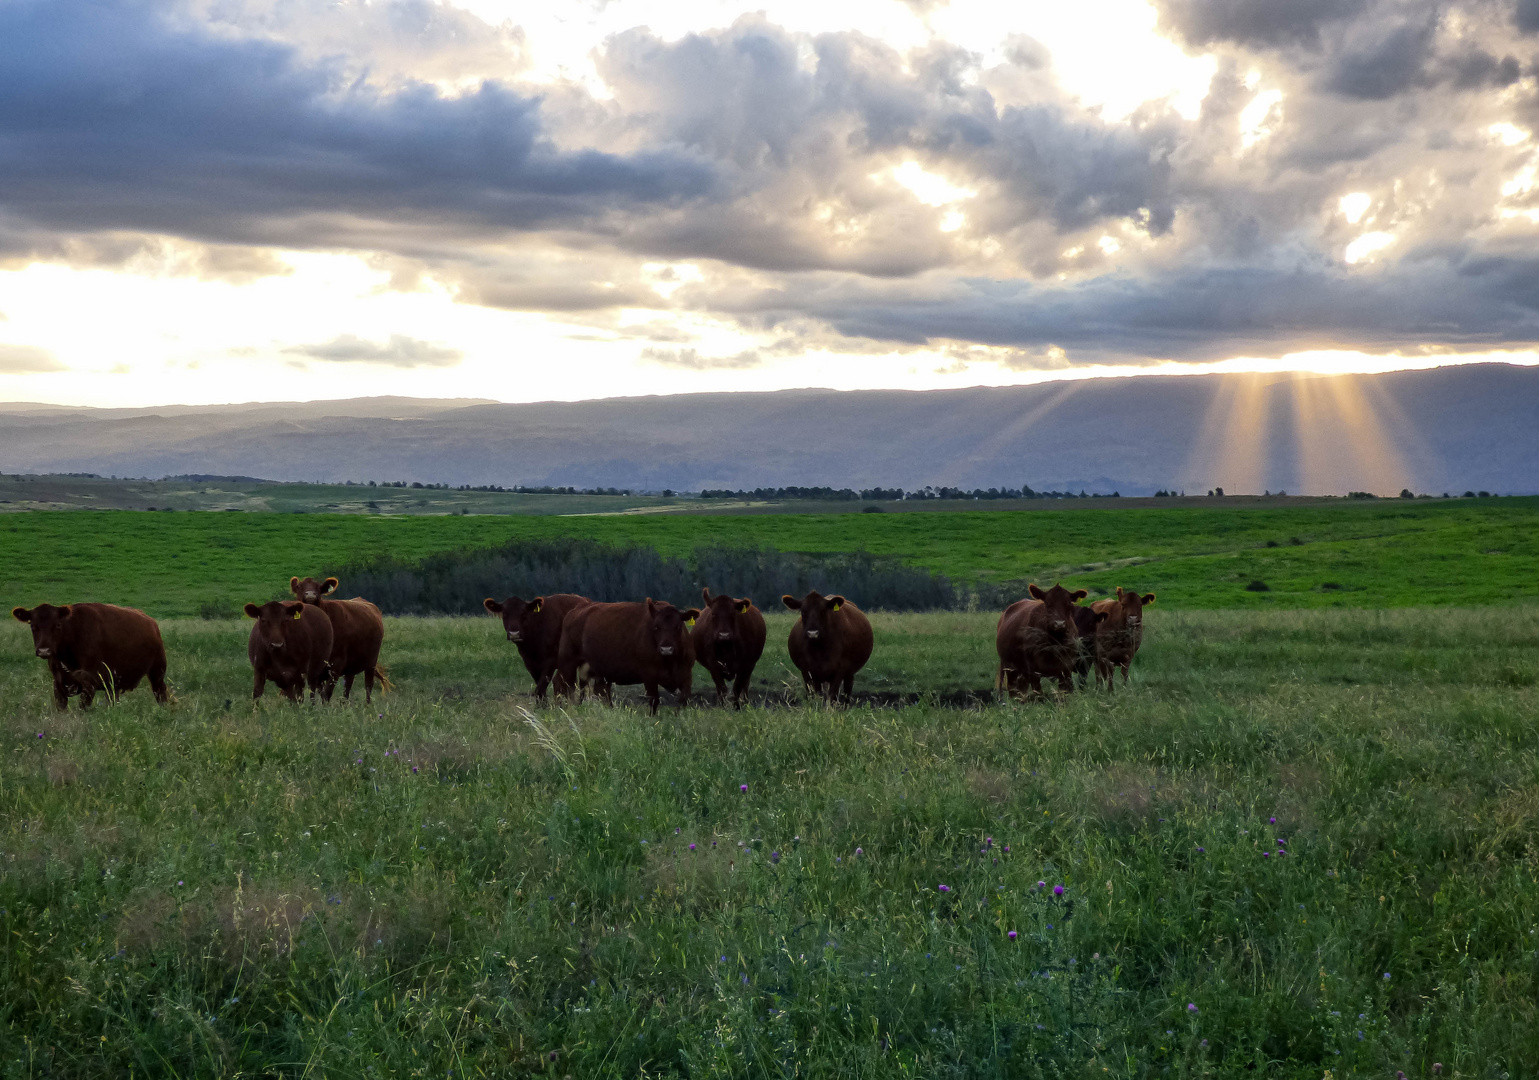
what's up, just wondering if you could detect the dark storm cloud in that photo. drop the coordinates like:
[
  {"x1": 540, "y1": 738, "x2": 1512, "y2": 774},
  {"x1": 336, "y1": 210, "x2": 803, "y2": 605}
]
[
  {"x1": 0, "y1": 0, "x2": 715, "y2": 249},
  {"x1": 1154, "y1": 0, "x2": 1372, "y2": 49},
  {"x1": 284, "y1": 334, "x2": 463, "y2": 367}
]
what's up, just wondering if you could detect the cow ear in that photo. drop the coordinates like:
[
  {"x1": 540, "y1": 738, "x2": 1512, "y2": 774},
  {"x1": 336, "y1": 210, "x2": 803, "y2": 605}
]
[
  {"x1": 284, "y1": 602, "x2": 305, "y2": 620},
  {"x1": 830, "y1": 595, "x2": 846, "y2": 611},
  {"x1": 684, "y1": 607, "x2": 701, "y2": 626},
  {"x1": 1142, "y1": 593, "x2": 1156, "y2": 605},
  {"x1": 483, "y1": 598, "x2": 502, "y2": 614},
  {"x1": 1028, "y1": 583, "x2": 1046, "y2": 600},
  {"x1": 57, "y1": 605, "x2": 72, "y2": 619},
  {"x1": 243, "y1": 603, "x2": 261, "y2": 619},
  {"x1": 1116, "y1": 586, "x2": 1125, "y2": 600},
  {"x1": 1071, "y1": 589, "x2": 1088, "y2": 601},
  {"x1": 782, "y1": 595, "x2": 801, "y2": 610},
  {"x1": 531, "y1": 597, "x2": 543, "y2": 614},
  {"x1": 323, "y1": 577, "x2": 338, "y2": 594},
  {"x1": 290, "y1": 576, "x2": 300, "y2": 593},
  {"x1": 1094, "y1": 610, "x2": 1109, "y2": 623},
  {"x1": 11, "y1": 606, "x2": 31, "y2": 622},
  {"x1": 735, "y1": 598, "x2": 752, "y2": 613},
  {"x1": 701, "y1": 586, "x2": 712, "y2": 603}
]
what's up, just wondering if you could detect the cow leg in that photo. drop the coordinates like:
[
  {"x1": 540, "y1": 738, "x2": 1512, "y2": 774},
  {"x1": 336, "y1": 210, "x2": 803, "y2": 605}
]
[
  {"x1": 51, "y1": 673, "x2": 70, "y2": 710},
  {"x1": 839, "y1": 674, "x2": 855, "y2": 704},
  {"x1": 252, "y1": 670, "x2": 267, "y2": 699},
  {"x1": 731, "y1": 671, "x2": 752, "y2": 709},
  {"x1": 281, "y1": 680, "x2": 302, "y2": 703},
  {"x1": 1122, "y1": 661, "x2": 1131, "y2": 685},
  {"x1": 645, "y1": 681, "x2": 660, "y2": 715},
  {"x1": 71, "y1": 669, "x2": 100, "y2": 709},
  {"x1": 533, "y1": 671, "x2": 550, "y2": 704},
  {"x1": 710, "y1": 667, "x2": 730, "y2": 707},
  {"x1": 342, "y1": 672, "x2": 356, "y2": 699},
  {"x1": 149, "y1": 666, "x2": 170, "y2": 704}
]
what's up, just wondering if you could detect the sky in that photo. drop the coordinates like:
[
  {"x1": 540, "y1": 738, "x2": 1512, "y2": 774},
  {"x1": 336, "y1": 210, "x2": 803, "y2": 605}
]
[{"x1": 1, "y1": 0, "x2": 1538, "y2": 408}]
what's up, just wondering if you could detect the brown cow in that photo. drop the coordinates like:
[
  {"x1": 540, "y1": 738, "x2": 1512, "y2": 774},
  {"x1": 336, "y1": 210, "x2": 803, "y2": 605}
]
[
  {"x1": 995, "y1": 583, "x2": 1095, "y2": 699},
  {"x1": 554, "y1": 599, "x2": 700, "y2": 715},
  {"x1": 693, "y1": 587, "x2": 767, "y2": 708},
  {"x1": 12, "y1": 603, "x2": 169, "y2": 710},
  {"x1": 483, "y1": 593, "x2": 590, "y2": 702},
  {"x1": 290, "y1": 576, "x2": 388, "y2": 703},
  {"x1": 245, "y1": 600, "x2": 334, "y2": 702},
  {"x1": 1086, "y1": 588, "x2": 1155, "y2": 689},
  {"x1": 783, "y1": 591, "x2": 873, "y2": 703}
]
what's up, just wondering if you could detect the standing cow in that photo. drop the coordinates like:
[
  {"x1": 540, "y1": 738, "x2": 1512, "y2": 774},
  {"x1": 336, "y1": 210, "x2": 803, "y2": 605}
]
[
  {"x1": 783, "y1": 591, "x2": 873, "y2": 704},
  {"x1": 995, "y1": 583, "x2": 1097, "y2": 699},
  {"x1": 483, "y1": 593, "x2": 590, "y2": 702},
  {"x1": 555, "y1": 599, "x2": 699, "y2": 715},
  {"x1": 245, "y1": 600, "x2": 334, "y2": 702},
  {"x1": 12, "y1": 602, "x2": 169, "y2": 709},
  {"x1": 1086, "y1": 588, "x2": 1155, "y2": 689},
  {"x1": 290, "y1": 576, "x2": 388, "y2": 703},
  {"x1": 693, "y1": 588, "x2": 767, "y2": 708}
]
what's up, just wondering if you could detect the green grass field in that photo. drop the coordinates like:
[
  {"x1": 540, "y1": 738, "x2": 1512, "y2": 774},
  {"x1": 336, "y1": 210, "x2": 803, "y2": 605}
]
[
  {"x1": 2, "y1": 497, "x2": 1536, "y2": 616},
  {"x1": 3, "y1": 606, "x2": 1538, "y2": 1076}
]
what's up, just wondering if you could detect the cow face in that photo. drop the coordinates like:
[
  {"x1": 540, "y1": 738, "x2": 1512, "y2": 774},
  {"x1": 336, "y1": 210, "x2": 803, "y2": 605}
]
[
  {"x1": 783, "y1": 591, "x2": 846, "y2": 643},
  {"x1": 1027, "y1": 583, "x2": 1089, "y2": 639},
  {"x1": 644, "y1": 598, "x2": 699, "y2": 659},
  {"x1": 290, "y1": 576, "x2": 338, "y2": 605},
  {"x1": 701, "y1": 588, "x2": 754, "y2": 644},
  {"x1": 1115, "y1": 587, "x2": 1156, "y2": 627},
  {"x1": 245, "y1": 600, "x2": 306, "y2": 649},
  {"x1": 483, "y1": 596, "x2": 543, "y2": 643},
  {"x1": 12, "y1": 604, "x2": 73, "y2": 659}
]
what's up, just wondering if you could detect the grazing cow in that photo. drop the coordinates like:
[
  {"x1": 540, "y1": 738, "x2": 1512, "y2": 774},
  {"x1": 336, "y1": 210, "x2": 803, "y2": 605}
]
[
  {"x1": 1086, "y1": 588, "x2": 1155, "y2": 689},
  {"x1": 12, "y1": 603, "x2": 169, "y2": 710},
  {"x1": 995, "y1": 583, "x2": 1096, "y2": 699},
  {"x1": 483, "y1": 592, "x2": 590, "y2": 701},
  {"x1": 693, "y1": 588, "x2": 767, "y2": 708},
  {"x1": 782, "y1": 591, "x2": 873, "y2": 703},
  {"x1": 290, "y1": 576, "x2": 388, "y2": 703},
  {"x1": 244, "y1": 600, "x2": 334, "y2": 702},
  {"x1": 555, "y1": 599, "x2": 700, "y2": 714}
]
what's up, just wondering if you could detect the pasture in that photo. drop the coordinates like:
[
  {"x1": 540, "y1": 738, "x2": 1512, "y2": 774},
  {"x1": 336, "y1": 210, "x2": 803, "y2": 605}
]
[
  {"x1": 3, "y1": 605, "x2": 1539, "y2": 1076},
  {"x1": 2, "y1": 496, "x2": 1537, "y2": 616}
]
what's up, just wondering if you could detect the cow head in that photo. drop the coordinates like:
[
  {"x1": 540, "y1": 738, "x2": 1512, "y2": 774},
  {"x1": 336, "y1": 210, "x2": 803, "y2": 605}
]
[
  {"x1": 290, "y1": 576, "x2": 338, "y2": 605},
  {"x1": 1115, "y1": 587, "x2": 1156, "y2": 627},
  {"x1": 245, "y1": 600, "x2": 306, "y2": 649},
  {"x1": 783, "y1": 591, "x2": 846, "y2": 643},
  {"x1": 483, "y1": 595, "x2": 544, "y2": 643},
  {"x1": 1027, "y1": 583, "x2": 1088, "y2": 639},
  {"x1": 12, "y1": 604, "x2": 73, "y2": 659},
  {"x1": 701, "y1": 588, "x2": 754, "y2": 644},
  {"x1": 645, "y1": 598, "x2": 698, "y2": 659}
]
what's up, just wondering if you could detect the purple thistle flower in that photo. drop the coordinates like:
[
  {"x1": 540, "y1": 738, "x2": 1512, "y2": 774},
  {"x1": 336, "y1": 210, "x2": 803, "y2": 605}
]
[
  {"x1": 739, "y1": 784, "x2": 748, "y2": 792},
  {"x1": 985, "y1": 836, "x2": 993, "y2": 847},
  {"x1": 938, "y1": 884, "x2": 951, "y2": 893},
  {"x1": 1196, "y1": 846, "x2": 1205, "y2": 853},
  {"x1": 1262, "y1": 851, "x2": 1270, "y2": 858},
  {"x1": 1187, "y1": 1003, "x2": 1198, "y2": 1013},
  {"x1": 1268, "y1": 816, "x2": 1276, "y2": 824},
  {"x1": 1037, "y1": 880, "x2": 1046, "y2": 890},
  {"x1": 855, "y1": 847, "x2": 863, "y2": 856},
  {"x1": 1007, "y1": 930, "x2": 1017, "y2": 940},
  {"x1": 689, "y1": 843, "x2": 696, "y2": 851},
  {"x1": 770, "y1": 851, "x2": 781, "y2": 864},
  {"x1": 411, "y1": 766, "x2": 418, "y2": 773},
  {"x1": 1053, "y1": 884, "x2": 1064, "y2": 896},
  {"x1": 1383, "y1": 972, "x2": 1391, "y2": 980}
]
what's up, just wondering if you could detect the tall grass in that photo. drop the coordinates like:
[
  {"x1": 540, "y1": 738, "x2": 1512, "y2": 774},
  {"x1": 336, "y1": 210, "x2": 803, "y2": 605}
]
[{"x1": 2, "y1": 607, "x2": 1538, "y2": 1076}]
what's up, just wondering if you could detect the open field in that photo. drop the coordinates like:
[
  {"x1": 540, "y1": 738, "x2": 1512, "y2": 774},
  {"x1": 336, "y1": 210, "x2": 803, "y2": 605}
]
[
  {"x1": 3, "y1": 607, "x2": 1538, "y2": 1076},
  {"x1": 1, "y1": 497, "x2": 1536, "y2": 616}
]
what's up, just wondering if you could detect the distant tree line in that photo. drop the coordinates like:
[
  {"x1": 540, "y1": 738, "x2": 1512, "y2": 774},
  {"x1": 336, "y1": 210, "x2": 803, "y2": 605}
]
[
  {"x1": 337, "y1": 538, "x2": 1026, "y2": 615},
  {"x1": 699, "y1": 485, "x2": 1121, "y2": 501}
]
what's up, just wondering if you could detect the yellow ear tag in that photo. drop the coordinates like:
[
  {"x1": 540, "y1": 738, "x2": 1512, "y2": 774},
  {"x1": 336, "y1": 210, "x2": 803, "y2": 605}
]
[
  {"x1": 686, "y1": 618, "x2": 696, "y2": 628},
  {"x1": 831, "y1": 600, "x2": 842, "y2": 611},
  {"x1": 292, "y1": 609, "x2": 303, "y2": 620}
]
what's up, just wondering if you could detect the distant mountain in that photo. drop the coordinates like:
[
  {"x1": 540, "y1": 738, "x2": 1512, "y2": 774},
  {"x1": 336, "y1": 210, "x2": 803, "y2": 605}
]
[{"x1": 1, "y1": 366, "x2": 1534, "y2": 495}]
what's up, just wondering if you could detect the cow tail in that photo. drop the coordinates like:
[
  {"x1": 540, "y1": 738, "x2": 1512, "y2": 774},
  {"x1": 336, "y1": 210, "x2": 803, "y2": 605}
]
[
  {"x1": 994, "y1": 664, "x2": 1005, "y2": 692},
  {"x1": 373, "y1": 664, "x2": 393, "y2": 692}
]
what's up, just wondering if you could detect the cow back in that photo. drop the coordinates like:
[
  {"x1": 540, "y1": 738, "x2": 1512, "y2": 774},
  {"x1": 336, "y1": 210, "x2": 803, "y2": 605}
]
[
  {"x1": 317, "y1": 596, "x2": 384, "y2": 677},
  {"x1": 60, "y1": 603, "x2": 167, "y2": 677}
]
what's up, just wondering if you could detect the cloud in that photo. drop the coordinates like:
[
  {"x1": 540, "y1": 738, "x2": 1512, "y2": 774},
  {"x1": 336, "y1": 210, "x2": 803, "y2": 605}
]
[
  {"x1": 0, "y1": 344, "x2": 65, "y2": 373},
  {"x1": 641, "y1": 346, "x2": 765, "y2": 370},
  {"x1": 284, "y1": 334, "x2": 463, "y2": 367}
]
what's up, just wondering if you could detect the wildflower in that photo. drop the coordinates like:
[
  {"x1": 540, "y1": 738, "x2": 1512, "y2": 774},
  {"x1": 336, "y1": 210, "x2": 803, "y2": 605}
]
[
  {"x1": 1046, "y1": 923, "x2": 1053, "y2": 929},
  {"x1": 985, "y1": 836, "x2": 993, "y2": 847},
  {"x1": 675, "y1": 828, "x2": 680, "y2": 834},
  {"x1": 741, "y1": 974, "x2": 748, "y2": 984},
  {"x1": 36, "y1": 733, "x2": 42, "y2": 739},
  {"x1": 1007, "y1": 930, "x2": 1017, "y2": 940},
  {"x1": 1200, "y1": 1039, "x2": 1208, "y2": 1048},
  {"x1": 412, "y1": 766, "x2": 418, "y2": 773},
  {"x1": 1433, "y1": 1064, "x2": 1442, "y2": 1074},
  {"x1": 549, "y1": 1051, "x2": 558, "y2": 1062},
  {"x1": 770, "y1": 851, "x2": 781, "y2": 864},
  {"x1": 1262, "y1": 851, "x2": 1270, "y2": 858},
  {"x1": 1187, "y1": 1003, "x2": 1198, "y2": 1013},
  {"x1": 938, "y1": 884, "x2": 951, "y2": 893},
  {"x1": 740, "y1": 784, "x2": 748, "y2": 793},
  {"x1": 855, "y1": 847, "x2": 863, "y2": 856},
  {"x1": 641, "y1": 840, "x2": 648, "y2": 845},
  {"x1": 177, "y1": 880, "x2": 183, "y2": 886},
  {"x1": 1037, "y1": 880, "x2": 1046, "y2": 890},
  {"x1": 689, "y1": 843, "x2": 696, "y2": 851},
  {"x1": 721, "y1": 955, "x2": 728, "y2": 962},
  {"x1": 1053, "y1": 884, "x2": 1064, "y2": 896},
  {"x1": 1196, "y1": 846, "x2": 1205, "y2": 852},
  {"x1": 1003, "y1": 845, "x2": 1010, "y2": 853},
  {"x1": 1383, "y1": 972, "x2": 1391, "y2": 980},
  {"x1": 1268, "y1": 816, "x2": 1276, "y2": 824}
]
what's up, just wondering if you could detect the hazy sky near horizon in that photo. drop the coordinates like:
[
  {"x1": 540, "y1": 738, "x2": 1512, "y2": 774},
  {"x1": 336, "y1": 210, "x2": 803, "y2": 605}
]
[{"x1": 2, "y1": 0, "x2": 1539, "y2": 407}]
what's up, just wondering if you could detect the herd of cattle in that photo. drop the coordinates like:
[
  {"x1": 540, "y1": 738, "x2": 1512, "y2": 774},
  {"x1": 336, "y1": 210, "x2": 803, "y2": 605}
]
[{"x1": 9, "y1": 576, "x2": 1155, "y2": 713}]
